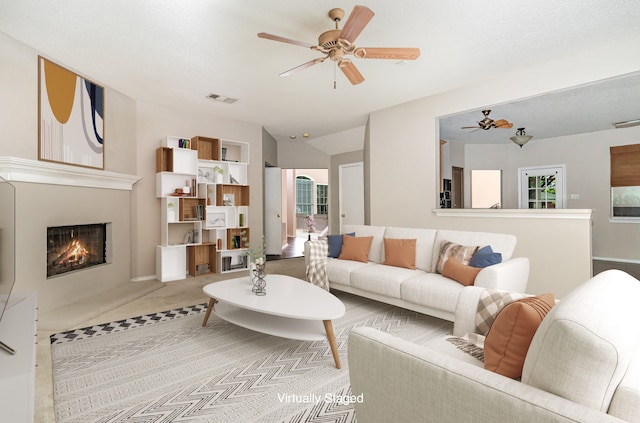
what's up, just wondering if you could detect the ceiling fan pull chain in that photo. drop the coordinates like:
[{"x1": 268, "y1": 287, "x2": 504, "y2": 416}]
[{"x1": 334, "y1": 63, "x2": 337, "y2": 89}]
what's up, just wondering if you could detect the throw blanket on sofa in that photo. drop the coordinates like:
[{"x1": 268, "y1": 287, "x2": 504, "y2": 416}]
[
  {"x1": 475, "y1": 290, "x2": 527, "y2": 335},
  {"x1": 305, "y1": 240, "x2": 329, "y2": 290}
]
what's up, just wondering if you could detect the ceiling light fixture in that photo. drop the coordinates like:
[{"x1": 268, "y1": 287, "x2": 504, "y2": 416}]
[
  {"x1": 302, "y1": 133, "x2": 310, "y2": 138},
  {"x1": 289, "y1": 135, "x2": 297, "y2": 140},
  {"x1": 510, "y1": 128, "x2": 533, "y2": 148},
  {"x1": 613, "y1": 119, "x2": 640, "y2": 129}
]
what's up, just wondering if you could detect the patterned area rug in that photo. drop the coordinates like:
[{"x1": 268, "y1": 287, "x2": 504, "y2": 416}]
[{"x1": 51, "y1": 292, "x2": 452, "y2": 423}]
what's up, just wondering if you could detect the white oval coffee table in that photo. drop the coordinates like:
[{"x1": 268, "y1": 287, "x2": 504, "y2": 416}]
[{"x1": 202, "y1": 274, "x2": 346, "y2": 368}]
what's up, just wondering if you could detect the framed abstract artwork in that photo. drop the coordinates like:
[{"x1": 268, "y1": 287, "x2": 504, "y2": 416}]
[{"x1": 38, "y1": 56, "x2": 104, "y2": 169}]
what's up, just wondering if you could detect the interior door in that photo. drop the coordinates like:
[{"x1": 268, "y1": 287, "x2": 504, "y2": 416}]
[
  {"x1": 339, "y1": 162, "x2": 365, "y2": 231},
  {"x1": 264, "y1": 167, "x2": 284, "y2": 255}
]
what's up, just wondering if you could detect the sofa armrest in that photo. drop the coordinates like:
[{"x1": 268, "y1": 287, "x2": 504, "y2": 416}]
[
  {"x1": 348, "y1": 327, "x2": 625, "y2": 423},
  {"x1": 474, "y1": 257, "x2": 529, "y2": 292},
  {"x1": 453, "y1": 285, "x2": 486, "y2": 336}
]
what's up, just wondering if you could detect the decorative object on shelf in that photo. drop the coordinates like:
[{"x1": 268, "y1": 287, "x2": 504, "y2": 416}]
[
  {"x1": 221, "y1": 147, "x2": 227, "y2": 161},
  {"x1": 214, "y1": 166, "x2": 224, "y2": 183},
  {"x1": 167, "y1": 200, "x2": 176, "y2": 222},
  {"x1": 239, "y1": 213, "x2": 245, "y2": 227},
  {"x1": 230, "y1": 174, "x2": 240, "y2": 184},
  {"x1": 252, "y1": 259, "x2": 267, "y2": 296},
  {"x1": 194, "y1": 205, "x2": 204, "y2": 220},
  {"x1": 510, "y1": 127, "x2": 533, "y2": 148},
  {"x1": 38, "y1": 56, "x2": 105, "y2": 169},
  {"x1": 223, "y1": 193, "x2": 235, "y2": 206}
]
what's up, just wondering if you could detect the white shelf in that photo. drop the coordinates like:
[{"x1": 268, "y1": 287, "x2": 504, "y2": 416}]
[
  {"x1": 156, "y1": 245, "x2": 187, "y2": 282},
  {"x1": 157, "y1": 136, "x2": 250, "y2": 279}
]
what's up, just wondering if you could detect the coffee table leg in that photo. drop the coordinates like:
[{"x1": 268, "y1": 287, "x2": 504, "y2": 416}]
[
  {"x1": 202, "y1": 298, "x2": 216, "y2": 327},
  {"x1": 323, "y1": 320, "x2": 341, "y2": 369}
]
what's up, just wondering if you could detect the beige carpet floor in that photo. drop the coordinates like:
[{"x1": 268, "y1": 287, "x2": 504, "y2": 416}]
[{"x1": 36, "y1": 257, "x2": 307, "y2": 423}]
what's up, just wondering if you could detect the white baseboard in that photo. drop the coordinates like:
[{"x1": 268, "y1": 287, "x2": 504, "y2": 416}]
[
  {"x1": 592, "y1": 257, "x2": 640, "y2": 265},
  {"x1": 130, "y1": 275, "x2": 158, "y2": 282}
]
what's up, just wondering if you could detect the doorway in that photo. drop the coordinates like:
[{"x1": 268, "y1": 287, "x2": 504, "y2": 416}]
[{"x1": 264, "y1": 168, "x2": 329, "y2": 258}]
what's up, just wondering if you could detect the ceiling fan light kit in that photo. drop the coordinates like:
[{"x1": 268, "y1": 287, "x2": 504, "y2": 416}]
[
  {"x1": 510, "y1": 128, "x2": 533, "y2": 148},
  {"x1": 257, "y1": 5, "x2": 420, "y2": 86}
]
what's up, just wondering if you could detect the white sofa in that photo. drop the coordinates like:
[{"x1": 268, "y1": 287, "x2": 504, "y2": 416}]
[
  {"x1": 304, "y1": 224, "x2": 529, "y2": 331},
  {"x1": 348, "y1": 270, "x2": 640, "y2": 423}
]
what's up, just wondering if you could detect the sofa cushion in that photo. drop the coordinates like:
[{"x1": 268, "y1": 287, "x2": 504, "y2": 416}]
[
  {"x1": 383, "y1": 238, "x2": 417, "y2": 269},
  {"x1": 484, "y1": 294, "x2": 554, "y2": 379},
  {"x1": 342, "y1": 224, "x2": 386, "y2": 263},
  {"x1": 401, "y1": 273, "x2": 465, "y2": 314},
  {"x1": 339, "y1": 235, "x2": 373, "y2": 263},
  {"x1": 522, "y1": 270, "x2": 640, "y2": 412},
  {"x1": 384, "y1": 227, "x2": 437, "y2": 272},
  {"x1": 431, "y1": 230, "x2": 517, "y2": 272},
  {"x1": 469, "y1": 245, "x2": 502, "y2": 268},
  {"x1": 325, "y1": 258, "x2": 369, "y2": 287},
  {"x1": 435, "y1": 241, "x2": 479, "y2": 274},
  {"x1": 351, "y1": 264, "x2": 423, "y2": 299},
  {"x1": 327, "y1": 232, "x2": 355, "y2": 258},
  {"x1": 442, "y1": 258, "x2": 482, "y2": 286}
]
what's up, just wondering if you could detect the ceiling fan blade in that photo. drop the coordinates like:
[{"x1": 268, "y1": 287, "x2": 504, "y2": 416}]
[
  {"x1": 279, "y1": 58, "x2": 325, "y2": 77},
  {"x1": 339, "y1": 5, "x2": 374, "y2": 44},
  {"x1": 461, "y1": 126, "x2": 481, "y2": 129},
  {"x1": 493, "y1": 119, "x2": 514, "y2": 129},
  {"x1": 257, "y1": 32, "x2": 315, "y2": 49},
  {"x1": 338, "y1": 60, "x2": 364, "y2": 85},
  {"x1": 354, "y1": 47, "x2": 421, "y2": 60}
]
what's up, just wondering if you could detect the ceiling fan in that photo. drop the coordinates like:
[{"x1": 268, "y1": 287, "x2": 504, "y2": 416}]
[
  {"x1": 257, "y1": 5, "x2": 421, "y2": 85},
  {"x1": 461, "y1": 110, "x2": 514, "y2": 131}
]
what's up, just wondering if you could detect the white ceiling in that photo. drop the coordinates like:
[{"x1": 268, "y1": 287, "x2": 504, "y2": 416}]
[{"x1": 2, "y1": 0, "x2": 640, "y2": 155}]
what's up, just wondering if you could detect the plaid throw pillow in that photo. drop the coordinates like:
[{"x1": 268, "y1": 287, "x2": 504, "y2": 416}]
[{"x1": 475, "y1": 290, "x2": 527, "y2": 335}]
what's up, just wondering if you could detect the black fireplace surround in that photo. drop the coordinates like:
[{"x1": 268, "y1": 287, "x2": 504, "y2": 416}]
[{"x1": 47, "y1": 223, "x2": 107, "y2": 278}]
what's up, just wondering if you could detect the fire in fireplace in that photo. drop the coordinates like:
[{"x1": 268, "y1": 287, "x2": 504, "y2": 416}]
[{"x1": 47, "y1": 223, "x2": 107, "y2": 278}]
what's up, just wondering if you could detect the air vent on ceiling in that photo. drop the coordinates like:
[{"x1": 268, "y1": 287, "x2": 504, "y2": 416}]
[{"x1": 207, "y1": 93, "x2": 238, "y2": 104}]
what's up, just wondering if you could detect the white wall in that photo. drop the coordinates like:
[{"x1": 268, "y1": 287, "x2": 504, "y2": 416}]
[
  {"x1": 464, "y1": 126, "x2": 640, "y2": 261},
  {"x1": 368, "y1": 40, "x2": 640, "y2": 297}
]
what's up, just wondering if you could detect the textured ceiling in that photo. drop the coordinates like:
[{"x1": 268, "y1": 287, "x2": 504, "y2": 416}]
[{"x1": 1, "y1": 0, "x2": 640, "y2": 155}]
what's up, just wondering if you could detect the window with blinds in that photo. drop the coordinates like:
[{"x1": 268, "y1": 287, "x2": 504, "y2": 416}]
[{"x1": 610, "y1": 144, "x2": 640, "y2": 218}]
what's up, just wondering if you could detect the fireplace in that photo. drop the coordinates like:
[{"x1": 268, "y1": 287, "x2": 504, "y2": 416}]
[{"x1": 47, "y1": 223, "x2": 108, "y2": 278}]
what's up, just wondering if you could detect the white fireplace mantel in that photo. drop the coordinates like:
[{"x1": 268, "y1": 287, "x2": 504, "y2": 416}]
[{"x1": 0, "y1": 156, "x2": 140, "y2": 190}]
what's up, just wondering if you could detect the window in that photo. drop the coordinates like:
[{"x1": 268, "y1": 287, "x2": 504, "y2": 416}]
[
  {"x1": 296, "y1": 176, "x2": 313, "y2": 215},
  {"x1": 610, "y1": 144, "x2": 640, "y2": 219},
  {"x1": 316, "y1": 184, "x2": 328, "y2": 215}
]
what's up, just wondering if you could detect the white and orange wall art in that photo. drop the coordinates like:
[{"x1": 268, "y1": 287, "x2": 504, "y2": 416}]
[{"x1": 38, "y1": 56, "x2": 104, "y2": 169}]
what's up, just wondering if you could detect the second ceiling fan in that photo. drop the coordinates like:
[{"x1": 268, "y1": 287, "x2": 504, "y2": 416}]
[
  {"x1": 461, "y1": 110, "x2": 513, "y2": 132},
  {"x1": 258, "y1": 5, "x2": 420, "y2": 85}
]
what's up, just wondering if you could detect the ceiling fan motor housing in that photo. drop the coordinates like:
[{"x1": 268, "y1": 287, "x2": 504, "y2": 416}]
[{"x1": 318, "y1": 29, "x2": 341, "y2": 50}]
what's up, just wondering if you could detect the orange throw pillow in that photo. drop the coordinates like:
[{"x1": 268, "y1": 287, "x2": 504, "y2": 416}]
[
  {"x1": 383, "y1": 238, "x2": 417, "y2": 269},
  {"x1": 484, "y1": 293, "x2": 555, "y2": 379},
  {"x1": 338, "y1": 235, "x2": 373, "y2": 263},
  {"x1": 442, "y1": 257, "x2": 481, "y2": 286}
]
